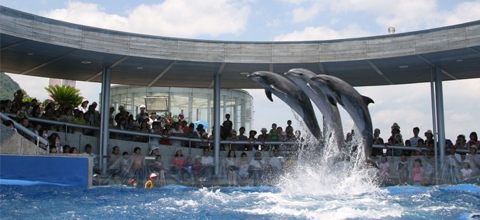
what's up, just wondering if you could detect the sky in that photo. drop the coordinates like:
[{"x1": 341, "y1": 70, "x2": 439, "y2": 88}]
[{"x1": 3, "y1": 0, "x2": 480, "y2": 141}]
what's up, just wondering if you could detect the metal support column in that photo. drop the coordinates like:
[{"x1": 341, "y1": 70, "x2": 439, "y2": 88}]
[
  {"x1": 435, "y1": 67, "x2": 446, "y2": 166},
  {"x1": 234, "y1": 97, "x2": 238, "y2": 130},
  {"x1": 430, "y1": 67, "x2": 439, "y2": 185},
  {"x1": 214, "y1": 72, "x2": 221, "y2": 175},
  {"x1": 100, "y1": 67, "x2": 111, "y2": 174},
  {"x1": 188, "y1": 90, "x2": 193, "y2": 123}
]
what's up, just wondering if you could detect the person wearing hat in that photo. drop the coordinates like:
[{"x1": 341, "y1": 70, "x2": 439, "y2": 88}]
[
  {"x1": 129, "y1": 178, "x2": 138, "y2": 187},
  {"x1": 248, "y1": 130, "x2": 258, "y2": 151},
  {"x1": 257, "y1": 128, "x2": 271, "y2": 151},
  {"x1": 149, "y1": 146, "x2": 159, "y2": 156},
  {"x1": 466, "y1": 145, "x2": 480, "y2": 170},
  {"x1": 136, "y1": 105, "x2": 148, "y2": 122},
  {"x1": 145, "y1": 173, "x2": 158, "y2": 188},
  {"x1": 178, "y1": 112, "x2": 185, "y2": 123},
  {"x1": 460, "y1": 160, "x2": 473, "y2": 180},
  {"x1": 226, "y1": 129, "x2": 239, "y2": 151},
  {"x1": 424, "y1": 130, "x2": 435, "y2": 149},
  {"x1": 79, "y1": 99, "x2": 89, "y2": 113}
]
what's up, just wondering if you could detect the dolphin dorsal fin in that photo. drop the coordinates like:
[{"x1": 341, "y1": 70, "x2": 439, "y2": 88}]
[
  {"x1": 265, "y1": 89, "x2": 274, "y2": 102},
  {"x1": 362, "y1": 95, "x2": 374, "y2": 105}
]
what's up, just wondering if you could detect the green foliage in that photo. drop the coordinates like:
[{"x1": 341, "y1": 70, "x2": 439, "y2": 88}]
[
  {"x1": 45, "y1": 85, "x2": 83, "y2": 109},
  {"x1": 0, "y1": 72, "x2": 24, "y2": 100},
  {"x1": 23, "y1": 96, "x2": 37, "y2": 103}
]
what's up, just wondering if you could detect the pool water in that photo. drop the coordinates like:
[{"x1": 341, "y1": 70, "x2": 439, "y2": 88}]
[{"x1": 1, "y1": 183, "x2": 479, "y2": 219}]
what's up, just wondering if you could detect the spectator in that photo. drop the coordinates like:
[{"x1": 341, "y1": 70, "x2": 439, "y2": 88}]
[
  {"x1": 74, "y1": 111, "x2": 86, "y2": 134},
  {"x1": 412, "y1": 159, "x2": 425, "y2": 186},
  {"x1": 150, "y1": 122, "x2": 162, "y2": 145},
  {"x1": 224, "y1": 150, "x2": 238, "y2": 187},
  {"x1": 466, "y1": 145, "x2": 480, "y2": 171},
  {"x1": 397, "y1": 154, "x2": 409, "y2": 185},
  {"x1": 247, "y1": 130, "x2": 258, "y2": 151},
  {"x1": 226, "y1": 129, "x2": 239, "y2": 151},
  {"x1": 445, "y1": 145, "x2": 462, "y2": 183},
  {"x1": 387, "y1": 128, "x2": 403, "y2": 156},
  {"x1": 269, "y1": 148, "x2": 285, "y2": 175},
  {"x1": 424, "y1": 154, "x2": 436, "y2": 185},
  {"x1": 424, "y1": 130, "x2": 434, "y2": 149},
  {"x1": 279, "y1": 131, "x2": 288, "y2": 142},
  {"x1": 378, "y1": 156, "x2": 390, "y2": 187},
  {"x1": 171, "y1": 149, "x2": 186, "y2": 182},
  {"x1": 136, "y1": 105, "x2": 148, "y2": 122},
  {"x1": 250, "y1": 151, "x2": 265, "y2": 186},
  {"x1": 13, "y1": 89, "x2": 23, "y2": 106},
  {"x1": 193, "y1": 155, "x2": 203, "y2": 183},
  {"x1": 238, "y1": 127, "x2": 248, "y2": 151},
  {"x1": 150, "y1": 155, "x2": 167, "y2": 187},
  {"x1": 222, "y1": 114, "x2": 233, "y2": 140},
  {"x1": 130, "y1": 147, "x2": 145, "y2": 187},
  {"x1": 181, "y1": 120, "x2": 189, "y2": 133},
  {"x1": 114, "y1": 105, "x2": 125, "y2": 125},
  {"x1": 409, "y1": 127, "x2": 424, "y2": 147},
  {"x1": 148, "y1": 112, "x2": 157, "y2": 127},
  {"x1": 62, "y1": 145, "x2": 70, "y2": 154},
  {"x1": 286, "y1": 120, "x2": 293, "y2": 133},
  {"x1": 460, "y1": 160, "x2": 473, "y2": 180},
  {"x1": 160, "y1": 129, "x2": 171, "y2": 145},
  {"x1": 455, "y1": 135, "x2": 467, "y2": 150},
  {"x1": 201, "y1": 148, "x2": 214, "y2": 182},
  {"x1": 83, "y1": 144, "x2": 100, "y2": 174},
  {"x1": 372, "y1": 128, "x2": 384, "y2": 156},
  {"x1": 108, "y1": 173, "x2": 122, "y2": 186},
  {"x1": 149, "y1": 146, "x2": 159, "y2": 157},
  {"x1": 184, "y1": 123, "x2": 199, "y2": 147},
  {"x1": 16, "y1": 104, "x2": 27, "y2": 119},
  {"x1": 108, "y1": 146, "x2": 123, "y2": 175},
  {"x1": 269, "y1": 123, "x2": 280, "y2": 143},
  {"x1": 257, "y1": 128, "x2": 271, "y2": 151},
  {"x1": 178, "y1": 112, "x2": 185, "y2": 123},
  {"x1": 69, "y1": 147, "x2": 78, "y2": 154},
  {"x1": 285, "y1": 126, "x2": 295, "y2": 141},
  {"x1": 47, "y1": 133, "x2": 62, "y2": 153},
  {"x1": 145, "y1": 173, "x2": 158, "y2": 189},
  {"x1": 237, "y1": 152, "x2": 250, "y2": 186},
  {"x1": 78, "y1": 99, "x2": 89, "y2": 113},
  {"x1": 183, "y1": 156, "x2": 194, "y2": 185},
  {"x1": 466, "y1": 132, "x2": 480, "y2": 150},
  {"x1": 169, "y1": 122, "x2": 184, "y2": 147}
]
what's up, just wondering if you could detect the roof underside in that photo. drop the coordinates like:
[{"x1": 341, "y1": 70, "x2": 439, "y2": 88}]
[{"x1": 1, "y1": 6, "x2": 480, "y2": 88}]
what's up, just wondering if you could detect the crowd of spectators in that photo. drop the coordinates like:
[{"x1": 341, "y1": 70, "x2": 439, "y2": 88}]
[{"x1": 1, "y1": 94, "x2": 479, "y2": 187}]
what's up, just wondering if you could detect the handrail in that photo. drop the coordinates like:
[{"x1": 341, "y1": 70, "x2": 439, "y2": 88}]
[
  {"x1": 3, "y1": 113, "x2": 470, "y2": 154},
  {"x1": 0, "y1": 112, "x2": 48, "y2": 146}
]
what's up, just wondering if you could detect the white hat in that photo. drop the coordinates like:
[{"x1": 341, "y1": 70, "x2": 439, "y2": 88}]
[
  {"x1": 179, "y1": 112, "x2": 184, "y2": 116},
  {"x1": 195, "y1": 155, "x2": 201, "y2": 160},
  {"x1": 426, "y1": 130, "x2": 433, "y2": 134},
  {"x1": 464, "y1": 159, "x2": 470, "y2": 164},
  {"x1": 140, "y1": 105, "x2": 146, "y2": 109},
  {"x1": 149, "y1": 146, "x2": 159, "y2": 155},
  {"x1": 261, "y1": 128, "x2": 267, "y2": 131},
  {"x1": 150, "y1": 173, "x2": 158, "y2": 179},
  {"x1": 471, "y1": 145, "x2": 478, "y2": 150}
]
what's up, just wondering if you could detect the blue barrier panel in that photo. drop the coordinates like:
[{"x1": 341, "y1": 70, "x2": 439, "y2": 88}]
[{"x1": 0, "y1": 155, "x2": 89, "y2": 187}]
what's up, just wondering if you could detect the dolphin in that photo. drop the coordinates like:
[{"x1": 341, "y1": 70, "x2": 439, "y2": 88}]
[
  {"x1": 284, "y1": 68, "x2": 344, "y2": 152},
  {"x1": 310, "y1": 74, "x2": 378, "y2": 168},
  {"x1": 247, "y1": 71, "x2": 322, "y2": 140}
]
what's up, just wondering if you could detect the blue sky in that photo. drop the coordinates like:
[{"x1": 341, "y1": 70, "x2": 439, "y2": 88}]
[{"x1": 3, "y1": 0, "x2": 480, "y2": 141}]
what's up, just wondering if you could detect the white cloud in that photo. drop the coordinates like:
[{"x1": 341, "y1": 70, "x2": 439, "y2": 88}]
[
  {"x1": 292, "y1": 2, "x2": 324, "y2": 23},
  {"x1": 274, "y1": 24, "x2": 373, "y2": 41},
  {"x1": 42, "y1": 0, "x2": 250, "y2": 38},
  {"x1": 443, "y1": 0, "x2": 480, "y2": 26}
]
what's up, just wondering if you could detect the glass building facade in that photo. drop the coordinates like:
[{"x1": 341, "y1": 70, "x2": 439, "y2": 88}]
[{"x1": 107, "y1": 85, "x2": 254, "y2": 133}]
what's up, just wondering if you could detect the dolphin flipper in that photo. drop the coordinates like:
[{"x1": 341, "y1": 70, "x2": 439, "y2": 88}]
[
  {"x1": 363, "y1": 95, "x2": 374, "y2": 105},
  {"x1": 334, "y1": 91, "x2": 344, "y2": 106},
  {"x1": 270, "y1": 85, "x2": 288, "y2": 98},
  {"x1": 265, "y1": 90, "x2": 274, "y2": 102}
]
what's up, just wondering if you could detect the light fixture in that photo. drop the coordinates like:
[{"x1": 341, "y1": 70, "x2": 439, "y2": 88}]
[
  {"x1": 27, "y1": 53, "x2": 33, "y2": 55},
  {"x1": 81, "y1": 61, "x2": 91, "y2": 64},
  {"x1": 399, "y1": 65, "x2": 408, "y2": 68},
  {"x1": 388, "y1": 27, "x2": 396, "y2": 34},
  {"x1": 137, "y1": 67, "x2": 143, "y2": 70},
  {"x1": 240, "y1": 72, "x2": 249, "y2": 75},
  {"x1": 456, "y1": 59, "x2": 463, "y2": 62}
]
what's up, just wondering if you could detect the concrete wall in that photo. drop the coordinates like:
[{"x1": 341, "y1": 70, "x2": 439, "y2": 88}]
[{"x1": 0, "y1": 123, "x2": 47, "y2": 155}]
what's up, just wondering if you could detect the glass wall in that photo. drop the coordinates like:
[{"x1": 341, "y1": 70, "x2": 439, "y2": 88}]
[{"x1": 105, "y1": 86, "x2": 254, "y2": 133}]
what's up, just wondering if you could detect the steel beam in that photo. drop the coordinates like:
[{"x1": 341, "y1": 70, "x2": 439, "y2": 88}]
[{"x1": 99, "y1": 67, "x2": 111, "y2": 174}]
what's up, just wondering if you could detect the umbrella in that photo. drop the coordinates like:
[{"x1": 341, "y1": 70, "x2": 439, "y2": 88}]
[{"x1": 194, "y1": 121, "x2": 209, "y2": 130}]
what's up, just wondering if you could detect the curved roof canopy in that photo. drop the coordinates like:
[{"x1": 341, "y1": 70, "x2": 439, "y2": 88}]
[{"x1": 1, "y1": 6, "x2": 480, "y2": 89}]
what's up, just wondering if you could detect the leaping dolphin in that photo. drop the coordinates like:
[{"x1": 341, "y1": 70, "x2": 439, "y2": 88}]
[
  {"x1": 310, "y1": 74, "x2": 377, "y2": 168},
  {"x1": 247, "y1": 71, "x2": 322, "y2": 140},
  {"x1": 284, "y1": 68, "x2": 344, "y2": 152}
]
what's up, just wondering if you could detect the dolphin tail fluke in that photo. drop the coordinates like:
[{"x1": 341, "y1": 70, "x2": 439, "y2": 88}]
[
  {"x1": 265, "y1": 89, "x2": 274, "y2": 102},
  {"x1": 362, "y1": 95, "x2": 374, "y2": 105}
]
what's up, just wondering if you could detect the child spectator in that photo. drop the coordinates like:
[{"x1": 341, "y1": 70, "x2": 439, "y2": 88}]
[
  {"x1": 62, "y1": 145, "x2": 70, "y2": 154},
  {"x1": 171, "y1": 149, "x2": 186, "y2": 182},
  {"x1": 183, "y1": 156, "x2": 194, "y2": 185},
  {"x1": 49, "y1": 146, "x2": 57, "y2": 153},
  {"x1": 237, "y1": 152, "x2": 250, "y2": 186},
  {"x1": 222, "y1": 114, "x2": 233, "y2": 140},
  {"x1": 424, "y1": 155, "x2": 436, "y2": 185},
  {"x1": 269, "y1": 123, "x2": 280, "y2": 142},
  {"x1": 460, "y1": 160, "x2": 473, "y2": 180},
  {"x1": 108, "y1": 173, "x2": 122, "y2": 186},
  {"x1": 129, "y1": 178, "x2": 137, "y2": 187},
  {"x1": 397, "y1": 155, "x2": 409, "y2": 185},
  {"x1": 160, "y1": 129, "x2": 171, "y2": 145},
  {"x1": 145, "y1": 173, "x2": 158, "y2": 189},
  {"x1": 412, "y1": 159, "x2": 424, "y2": 186},
  {"x1": 224, "y1": 150, "x2": 238, "y2": 187},
  {"x1": 193, "y1": 155, "x2": 203, "y2": 182},
  {"x1": 378, "y1": 156, "x2": 390, "y2": 187},
  {"x1": 69, "y1": 147, "x2": 78, "y2": 154},
  {"x1": 279, "y1": 131, "x2": 288, "y2": 142},
  {"x1": 130, "y1": 147, "x2": 145, "y2": 186}
]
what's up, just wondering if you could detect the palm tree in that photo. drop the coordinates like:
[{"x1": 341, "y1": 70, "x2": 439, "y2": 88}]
[{"x1": 45, "y1": 85, "x2": 83, "y2": 110}]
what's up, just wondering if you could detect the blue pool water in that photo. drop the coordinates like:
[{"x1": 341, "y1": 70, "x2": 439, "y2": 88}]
[{"x1": 1, "y1": 183, "x2": 479, "y2": 219}]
